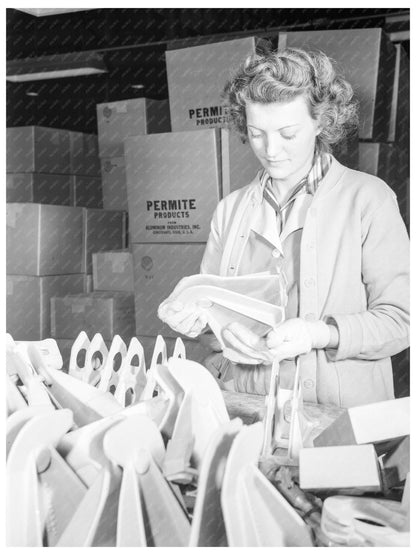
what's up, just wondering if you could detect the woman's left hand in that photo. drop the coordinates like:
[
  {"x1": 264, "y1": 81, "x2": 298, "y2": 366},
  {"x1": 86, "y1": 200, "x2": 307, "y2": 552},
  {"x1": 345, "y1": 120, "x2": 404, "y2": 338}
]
[{"x1": 221, "y1": 318, "x2": 331, "y2": 364}]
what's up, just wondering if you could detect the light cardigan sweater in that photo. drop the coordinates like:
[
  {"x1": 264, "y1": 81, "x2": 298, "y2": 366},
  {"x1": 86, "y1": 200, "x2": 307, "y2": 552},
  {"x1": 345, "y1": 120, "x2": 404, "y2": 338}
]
[{"x1": 200, "y1": 157, "x2": 409, "y2": 408}]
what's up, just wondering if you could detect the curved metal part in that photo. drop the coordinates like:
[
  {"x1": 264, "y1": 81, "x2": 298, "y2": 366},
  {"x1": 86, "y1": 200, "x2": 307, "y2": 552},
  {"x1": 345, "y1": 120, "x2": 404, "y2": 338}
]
[
  {"x1": 68, "y1": 331, "x2": 91, "y2": 380},
  {"x1": 189, "y1": 418, "x2": 243, "y2": 547},
  {"x1": 172, "y1": 337, "x2": 186, "y2": 359},
  {"x1": 98, "y1": 334, "x2": 127, "y2": 393},
  {"x1": 7, "y1": 409, "x2": 85, "y2": 547},
  {"x1": 103, "y1": 413, "x2": 190, "y2": 547},
  {"x1": 140, "y1": 335, "x2": 167, "y2": 401},
  {"x1": 221, "y1": 422, "x2": 313, "y2": 547},
  {"x1": 114, "y1": 337, "x2": 147, "y2": 406},
  {"x1": 167, "y1": 357, "x2": 230, "y2": 467}
]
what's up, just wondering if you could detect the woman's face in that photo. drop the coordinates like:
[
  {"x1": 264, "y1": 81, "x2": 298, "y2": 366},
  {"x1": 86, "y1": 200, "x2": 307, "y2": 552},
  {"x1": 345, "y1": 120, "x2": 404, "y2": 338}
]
[{"x1": 246, "y1": 96, "x2": 321, "y2": 186}]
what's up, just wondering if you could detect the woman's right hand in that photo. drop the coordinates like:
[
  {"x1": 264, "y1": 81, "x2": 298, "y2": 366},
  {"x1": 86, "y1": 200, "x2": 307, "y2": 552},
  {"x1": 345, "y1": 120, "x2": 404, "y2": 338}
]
[{"x1": 158, "y1": 298, "x2": 208, "y2": 338}]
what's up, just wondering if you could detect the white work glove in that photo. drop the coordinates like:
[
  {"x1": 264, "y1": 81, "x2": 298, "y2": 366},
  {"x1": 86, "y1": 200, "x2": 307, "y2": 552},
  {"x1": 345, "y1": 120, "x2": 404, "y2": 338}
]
[
  {"x1": 266, "y1": 318, "x2": 330, "y2": 360},
  {"x1": 221, "y1": 322, "x2": 275, "y2": 365},
  {"x1": 158, "y1": 298, "x2": 208, "y2": 338},
  {"x1": 221, "y1": 318, "x2": 330, "y2": 365}
]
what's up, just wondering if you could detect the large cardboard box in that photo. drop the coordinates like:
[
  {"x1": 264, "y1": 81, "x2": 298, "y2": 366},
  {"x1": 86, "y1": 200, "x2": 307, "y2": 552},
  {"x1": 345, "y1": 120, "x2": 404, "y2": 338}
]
[
  {"x1": 166, "y1": 37, "x2": 263, "y2": 132},
  {"x1": 125, "y1": 129, "x2": 222, "y2": 243},
  {"x1": 6, "y1": 274, "x2": 85, "y2": 340},
  {"x1": 51, "y1": 291, "x2": 136, "y2": 342},
  {"x1": 7, "y1": 126, "x2": 71, "y2": 174},
  {"x1": 82, "y1": 208, "x2": 127, "y2": 274},
  {"x1": 6, "y1": 203, "x2": 84, "y2": 276},
  {"x1": 96, "y1": 98, "x2": 171, "y2": 158},
  {"x1": 279, "y1": 28, "x2": 397, "y2": 141},
  {"x1": 69, "y1": 131, "x2": 101, "y2": 176},
  {"x1": 100, "y1": 157, "x2": 128, "y2": 211},
  {"x1": 92, "y1": 250, "x2": 134, "y2": 292},
  {"x1": 70, "y1": 175, "x2": 103, "y2": 208},
  {"x1": 132, "y1": 243, "x2": 206, "y2": 337},
  {"x1": 6, "y1": 173, "x2": 72, "y2": 205}
]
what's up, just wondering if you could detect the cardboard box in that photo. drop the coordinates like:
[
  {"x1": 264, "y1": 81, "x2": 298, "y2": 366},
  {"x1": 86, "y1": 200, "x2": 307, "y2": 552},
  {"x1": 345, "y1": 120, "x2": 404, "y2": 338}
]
[
  {"x1": 82, "y1": 208, "x2": 127, "y2": 274},
  {"x1": 313, "y1": 397, "x2": 410, "y2": 449},
  {"x1": 100, "y1": 157, "x2": 128, "y2": 211},
  {"x1": 69, "y1": 131, "x2": 101, "y2": 176},
  {"x1": 279, "y1": 28, "x2": 397, "y2": 141},
  {"x1": 299, "y1": 444, "x2": 381, "y2": 493},
  {"x1": 96, "y1": 98, "x2": 171, "y2": 158},
  {"x1": 92, "y1": 250, "x2": 134, "y2": 292},
  {"x1": 132, "y1": 243, "x2": 206, "y2": 337},
  {"x1": 6, "y1": 173, "x2": 72, "y2": 205},
  {"x1": 166, "y1": 37, "x2": 264, "y2": 132},
  {"x1": 358, "y1": 142, "x2": 409, "y2": 227},
  {"x1": 6, "y1": 274, "x2": 85, "y2": 340},
  {"x1": 7, "y1": 126, "x2": 71, "y2": 174},
  {"x1": 388, "y1": 45, "x2": 410, "y2": 152},
  {"x1": 51, "y1": 291, "x2": 136, "y2": 342},
  {"x1": 70, "y1": 175, "x2": 103, "y2": 208},
  {"x1": 7, "y1": 203, "x2": 84, "y2": 276},
  {"x1": 125, "y1": 129, "x2": 221, "y2": 243},
  {"x1": 84, "y1": 274, "x2": 93, "y2": 293},
  {"x1": 221, "y1": 129, "x2": 260, "y2": 194}
]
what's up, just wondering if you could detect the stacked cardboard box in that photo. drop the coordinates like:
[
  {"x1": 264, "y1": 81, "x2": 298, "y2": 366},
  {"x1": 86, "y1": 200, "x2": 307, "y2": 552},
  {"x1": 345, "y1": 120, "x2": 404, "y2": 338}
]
[
  {"x1": 279, "y1": 28, "x2": 397, "y2": 142},
  {"x1": 7, "y1": 126, "x2": 103, "y2": 208},
  {"x1": 6, "y1": 203, "x2": 85, "y2": 340},
  {"x1": 51, "y1": 291, "x2": 136, "y2": 342},
  {"x1": 166, "y1": 37, "x2": 262, "y2": 194},
  {"x1": 97, "y1": 98, "x2": 171, "y2": 211}
]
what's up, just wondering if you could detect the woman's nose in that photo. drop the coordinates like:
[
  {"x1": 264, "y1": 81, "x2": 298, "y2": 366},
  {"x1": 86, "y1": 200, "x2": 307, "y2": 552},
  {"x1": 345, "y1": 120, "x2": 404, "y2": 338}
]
[{"x1": 265, "y1": 134, "x2": 283, "y2": 158}]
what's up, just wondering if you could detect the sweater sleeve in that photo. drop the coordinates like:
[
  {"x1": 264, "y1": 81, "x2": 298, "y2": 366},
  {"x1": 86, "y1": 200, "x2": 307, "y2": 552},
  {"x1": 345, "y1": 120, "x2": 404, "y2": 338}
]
[{"x1": 327, "y1": 189, "x2": 409, "y2": 361}]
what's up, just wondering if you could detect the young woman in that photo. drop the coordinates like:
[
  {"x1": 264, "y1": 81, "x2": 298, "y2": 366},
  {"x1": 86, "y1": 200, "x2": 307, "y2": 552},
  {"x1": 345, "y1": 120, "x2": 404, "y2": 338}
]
[{"x1": 159, "y1": 47, "x2": 409, "y2": 408}]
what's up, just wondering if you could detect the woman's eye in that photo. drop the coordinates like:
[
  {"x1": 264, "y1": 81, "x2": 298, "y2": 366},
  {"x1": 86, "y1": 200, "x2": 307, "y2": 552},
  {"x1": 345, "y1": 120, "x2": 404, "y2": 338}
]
[
  {"x1": 250, "y1": 133, "x2": 262, "y2": 139},
  {"x1": 282, "y1": 134, "x2": 296, "y2": 141}
]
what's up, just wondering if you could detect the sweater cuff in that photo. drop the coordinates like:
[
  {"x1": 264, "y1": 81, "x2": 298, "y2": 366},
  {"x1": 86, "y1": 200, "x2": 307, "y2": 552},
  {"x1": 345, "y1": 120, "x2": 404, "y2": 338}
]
[{"x1": 324, "y1": 314, "x2": 363, "y2": 361}]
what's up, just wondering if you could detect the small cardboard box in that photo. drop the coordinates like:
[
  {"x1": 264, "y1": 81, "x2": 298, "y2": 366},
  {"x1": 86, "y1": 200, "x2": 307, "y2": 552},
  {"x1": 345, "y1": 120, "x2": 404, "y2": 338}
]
[
  {"x1": 6, "y1": 274, "x2": 85, "y2": 340},
  {"x1": 125, "y1": 129, "x2": 221, "y2": 243},
  {"x1": 279, "y1": 28, "x2": 397, "y2": 141},
  {"x1": 166, "y1": 37, "x2": 264, "y2": 132},
  {"x1": 100, "y1": 157, "x2": 128, "y2": 211},
  {"x1": 69, "y1": 131, "x2": 101, "y2": 176},
  {"x1": 6, "y1": 173, "x2": 72, "y2": 205},
  {"x1": 70, "y1": 175, "x2": 103, "y2": 208},
  {"x1": 313, "y1": 397, "x2": 410, "y2": 450},
  {"x1": 7, "y1": 203, "x2": 84, "y2": 276},
  {"x1": 51, "y1": 291, "x2": 136, "y2": 342},
  {"x1": 7, "y1": 126, "x2": 71, "y2": 174},
  {"x1": 96, "y1": 98, "x2": 171, "y2": 158},
  {"x1": 82, "y1": 208, "x2": 127, "y2": 274},
  {"x1": 93, "y1": 250, "x2": 134, "y2": 292},
  {"x1": 131, "y1": 243, "x2": 206, "y2": 337},
  {"x1": 299, "y1": 444, "x2": 381, "y2": 493}
]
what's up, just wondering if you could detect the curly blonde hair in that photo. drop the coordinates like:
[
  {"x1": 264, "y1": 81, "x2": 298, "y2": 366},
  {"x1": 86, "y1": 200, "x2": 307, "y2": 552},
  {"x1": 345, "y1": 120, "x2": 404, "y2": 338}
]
[{"x1": 223, "y1": 47, "x2": 358, "y2": 153}]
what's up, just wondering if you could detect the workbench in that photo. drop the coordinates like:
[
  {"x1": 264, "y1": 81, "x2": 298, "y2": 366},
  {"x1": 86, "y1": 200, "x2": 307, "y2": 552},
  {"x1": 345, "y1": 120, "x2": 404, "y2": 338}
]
[{"x1": 222, "y1": 390, "x2": 344, "y2": 441}]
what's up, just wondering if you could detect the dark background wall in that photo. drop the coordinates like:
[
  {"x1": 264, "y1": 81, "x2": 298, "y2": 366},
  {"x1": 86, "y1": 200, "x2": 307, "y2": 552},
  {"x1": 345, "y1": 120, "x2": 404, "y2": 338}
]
[{"x1": 6, "y1": 7, "x2": 409, "y2": 133}]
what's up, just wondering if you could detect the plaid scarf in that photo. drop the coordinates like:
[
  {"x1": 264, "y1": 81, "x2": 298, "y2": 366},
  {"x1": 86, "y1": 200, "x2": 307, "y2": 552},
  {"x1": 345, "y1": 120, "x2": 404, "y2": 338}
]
[{"x1": 262, "y1": 152, "x2": 332, "y2": 229}]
